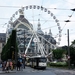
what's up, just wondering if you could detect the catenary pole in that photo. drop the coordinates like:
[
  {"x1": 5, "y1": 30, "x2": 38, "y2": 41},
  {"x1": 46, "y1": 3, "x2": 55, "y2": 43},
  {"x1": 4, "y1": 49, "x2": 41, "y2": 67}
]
[{"x1": 67, "y1": 29, "x2": 70, "y2": 69}]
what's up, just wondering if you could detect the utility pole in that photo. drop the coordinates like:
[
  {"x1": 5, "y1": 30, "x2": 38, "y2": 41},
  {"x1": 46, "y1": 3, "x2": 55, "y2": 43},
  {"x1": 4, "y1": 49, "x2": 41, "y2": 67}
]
[{"x1": 67, "y1": 29, "x2": 70, "y2": 69}]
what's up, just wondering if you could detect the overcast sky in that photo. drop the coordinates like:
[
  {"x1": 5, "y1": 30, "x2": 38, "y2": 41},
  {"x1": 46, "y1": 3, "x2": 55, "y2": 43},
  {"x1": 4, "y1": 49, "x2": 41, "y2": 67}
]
[{"x1": 0, "y1": 0, "x2": 75, "y2": 46}]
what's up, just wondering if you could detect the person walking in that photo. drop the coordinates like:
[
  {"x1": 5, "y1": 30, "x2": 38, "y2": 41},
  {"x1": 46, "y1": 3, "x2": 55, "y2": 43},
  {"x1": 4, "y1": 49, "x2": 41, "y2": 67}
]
[
  {"x1": 9, "y1": 61, "x2": 13, "y2": 70},
  {"x1": 16, "y1": 60, "x2": 21, "y2": 71},
  {"x1": 2, "y1": 61, "x2": 6, "y2": 71},
  {"x1": 5, "y1": 61, "x2": 10, "y2": 72}
]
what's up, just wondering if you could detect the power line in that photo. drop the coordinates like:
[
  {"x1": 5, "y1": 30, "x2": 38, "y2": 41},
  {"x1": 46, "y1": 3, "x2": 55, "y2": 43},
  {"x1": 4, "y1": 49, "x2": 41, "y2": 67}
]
[
  {"x1": 0, "y1": 5, "x2": 21, "y2": 8},
  {"x1": 1, "y1": 18, "x2": 75, "y2": 22},
  {"x1": 47, "y1": 8, "x2": 70, "y2": 10},
  {"x1": 0, "y1": 18, "x2": 9, "y2": 19},
  {"x1": 0, "y1": 5, "x2": 74, "y2": 10},
  {"x1": 62, "y1": 0, "x2": 75, "y2": 6},
  {"x1": 41, "y1": 25, "x2": 57, "y2": 30},
  {"x1": 61, "y1": 11, "x2": 75, "y2": 32}
]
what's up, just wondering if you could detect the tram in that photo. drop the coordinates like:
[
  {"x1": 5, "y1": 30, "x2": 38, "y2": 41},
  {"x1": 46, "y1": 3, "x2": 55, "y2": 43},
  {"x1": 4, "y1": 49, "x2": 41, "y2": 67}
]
[
  {"x1": 25, "y1": 56, "x2": 31, "y2": 66},
  {"x1": 28, "y1": 55, "x2": 47, "y2": 69}
]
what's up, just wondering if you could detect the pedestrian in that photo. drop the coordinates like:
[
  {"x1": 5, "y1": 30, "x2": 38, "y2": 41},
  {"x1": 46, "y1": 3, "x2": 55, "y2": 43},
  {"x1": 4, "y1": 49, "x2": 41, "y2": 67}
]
[
  {"x1": 5, "y1": 61, "x2": 10, "y2": 72},
  {"x1": 2, "y1": 61, "x2": 6, "y2": 71},
  {"x1": 16, "y1": 60, "x2": 21, "y2": 71},
  {"x1": 0, "y1": 62, "x2": 3, "y2": 71},
  {"x1": 9, "y1": 61, "x2": 13, "y2": 70},
  {"x1": 20, "y1": 62, "x2": 23, "y2": 71}
]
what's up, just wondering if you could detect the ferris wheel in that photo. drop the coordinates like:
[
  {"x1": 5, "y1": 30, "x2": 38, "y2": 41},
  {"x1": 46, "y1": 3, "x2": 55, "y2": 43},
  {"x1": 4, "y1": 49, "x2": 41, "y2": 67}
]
[{"x1": 7, "y1": 5, "x2": 62, "y2": 56}]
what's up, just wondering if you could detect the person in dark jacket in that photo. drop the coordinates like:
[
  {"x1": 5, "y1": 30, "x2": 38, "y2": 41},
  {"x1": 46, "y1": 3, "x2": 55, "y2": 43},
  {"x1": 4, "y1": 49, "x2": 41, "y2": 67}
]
[{"x1": 16, "y1": 60, "x2": 21, "y2": 71}]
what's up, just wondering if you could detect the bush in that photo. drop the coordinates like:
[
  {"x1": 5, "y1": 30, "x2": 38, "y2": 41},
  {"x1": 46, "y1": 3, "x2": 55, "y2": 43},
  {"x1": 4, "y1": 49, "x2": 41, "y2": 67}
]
[{"x1": 47, "y1": 62, "x2": 67, "y2": 67}]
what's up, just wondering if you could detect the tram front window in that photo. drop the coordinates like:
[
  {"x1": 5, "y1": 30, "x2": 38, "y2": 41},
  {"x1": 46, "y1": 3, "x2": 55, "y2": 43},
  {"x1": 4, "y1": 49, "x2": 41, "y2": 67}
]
[{"x1": 39, "y1": 58, "x2": 47, "y2": 62}]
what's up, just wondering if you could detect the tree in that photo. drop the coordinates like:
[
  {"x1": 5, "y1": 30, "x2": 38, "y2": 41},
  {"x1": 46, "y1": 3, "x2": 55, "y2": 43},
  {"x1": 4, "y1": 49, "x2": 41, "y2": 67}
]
[
  {"x1": 71, "y1": 40, "x2": 75, "y2": 45},
  {"x1": 10, "y1": 30, "x2": 17, "y2": 60},
  {"x1": 1, "y1": 45, "x2": 7, "y2": 60},
  {"x1": 69, "y1": 40, "x2": 75, "y2": 66},
  {"x1": 69, "y1": 47, "x2": 75, "y2": 65},
  {"x1": 53, "y1": 49, "x2": 65, "y2": 61},
  {"x1": 1, "y1": 29, "x2": 18, "y2": 61},
  {"x1": 1, "y1": 37, "x2": 12, "y2": 60}
]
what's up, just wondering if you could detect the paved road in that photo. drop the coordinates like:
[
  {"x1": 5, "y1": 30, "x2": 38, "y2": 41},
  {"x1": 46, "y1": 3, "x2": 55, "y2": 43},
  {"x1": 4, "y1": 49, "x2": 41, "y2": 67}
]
[
  {"x1": 47, "y1": 67, "x2": 75, "y2": 75},
  {"x1": 0, "y1": 67, "x2": 75, "y2": 75},
  {"x1": 0, "y1": 67, "x2": 56, "y2": 75}
]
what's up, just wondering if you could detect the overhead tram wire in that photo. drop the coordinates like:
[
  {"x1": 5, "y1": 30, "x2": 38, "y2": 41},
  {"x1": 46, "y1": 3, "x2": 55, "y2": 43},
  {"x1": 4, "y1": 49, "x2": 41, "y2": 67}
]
[
  {"x1": 47, "y1": 8, "x2": 70, "y2": 10},
  {"x1": 0, "y1": 5, "x2": 73, "y2": 10},
  {"x1": 1, "y1": 17, "x2": 75, "y2": 22},
  {"x1": 61, "y1": 11, "x2": 75, "y2": 32},
  {"x1": 62, "y1": 0, "x2": 75, "y2": 6},
  {"x1": 41, "y1": 25, "x2": 58, "y2": 30},
  {"x1": 0, "y1": 5, "x2": 21, "y2": 8},
  {"x1": 0, "y1": 18, "x2": 9, "y2": 20}
]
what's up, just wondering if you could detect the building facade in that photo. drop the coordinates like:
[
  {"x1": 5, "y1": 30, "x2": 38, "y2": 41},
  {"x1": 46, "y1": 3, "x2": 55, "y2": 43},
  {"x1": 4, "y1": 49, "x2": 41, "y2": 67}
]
[{"x1": 0, "y1": 33, "x2": 6, "y2": 60}]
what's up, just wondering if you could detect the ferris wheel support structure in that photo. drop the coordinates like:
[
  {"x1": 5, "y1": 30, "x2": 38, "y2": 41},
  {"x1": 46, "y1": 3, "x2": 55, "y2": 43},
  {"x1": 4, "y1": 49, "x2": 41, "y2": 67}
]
[{"x1": 7, "y1": 5, "x2": 62, "y2": 57}]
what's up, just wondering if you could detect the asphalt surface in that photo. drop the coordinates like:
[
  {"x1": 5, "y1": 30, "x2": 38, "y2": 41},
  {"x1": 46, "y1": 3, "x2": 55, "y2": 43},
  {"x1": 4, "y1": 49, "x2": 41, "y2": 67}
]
[
  {"x1": 47, "y1": 67, "x2": 75, "y2": 75},
  {"x1": 0, "y1": 67, "x2": 75, "y2": 75}
]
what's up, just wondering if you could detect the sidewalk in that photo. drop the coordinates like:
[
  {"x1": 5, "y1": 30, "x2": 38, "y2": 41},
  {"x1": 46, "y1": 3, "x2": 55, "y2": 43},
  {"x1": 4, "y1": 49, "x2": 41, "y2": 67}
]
[
  {"x1": 0, "y1": 67, "x2": 27, "y2": 74},
  {"x1": 0, "y1": 68, "x2": 17, "y2": 74}
]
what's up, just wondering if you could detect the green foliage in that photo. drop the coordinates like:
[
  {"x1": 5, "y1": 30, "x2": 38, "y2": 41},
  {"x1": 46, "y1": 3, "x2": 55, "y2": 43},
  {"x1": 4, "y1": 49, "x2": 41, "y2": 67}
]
[
  {"x1": 65, "y1": 46, "x2": 75, "y2": 66},
  {"x1": 69, "y1": 47, "x2": 75, "y2": 65},
  {"x1": 1, "y1": 45, "x2": 7, "y2": 60},
  {"x1": 1, "y1": 30, "x2": 18, "y2": 61},
  {"x1": 11, "y1": 30, "x2": 16, "y2": 47},
  {"x1": 53, "y1": 49, "x2": 65, "y2": 60},
  {"x1": 71, "y1": 40, "x2": 75, "y2": 45},
  {"x1": 47, "y1": 62, "x2": 67, "y2": 67},
  {"x1": 69, "y1": 40, "x2": 75, "y2": 66}
]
